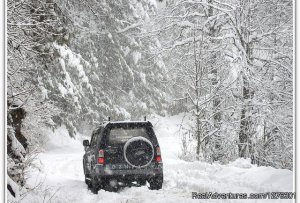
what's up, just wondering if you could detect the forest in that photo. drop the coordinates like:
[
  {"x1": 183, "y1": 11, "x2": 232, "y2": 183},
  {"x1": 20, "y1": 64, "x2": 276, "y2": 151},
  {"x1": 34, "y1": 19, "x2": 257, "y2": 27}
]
[{"x1": 7, "y1": 0, "x2": 293, "y2": 200}]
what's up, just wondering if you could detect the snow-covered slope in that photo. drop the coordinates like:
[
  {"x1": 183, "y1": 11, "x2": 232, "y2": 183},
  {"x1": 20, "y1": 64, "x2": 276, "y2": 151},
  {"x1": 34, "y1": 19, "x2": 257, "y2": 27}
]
[{"x1": 16, "y1": 114, "x2": 294, "y2": 203}]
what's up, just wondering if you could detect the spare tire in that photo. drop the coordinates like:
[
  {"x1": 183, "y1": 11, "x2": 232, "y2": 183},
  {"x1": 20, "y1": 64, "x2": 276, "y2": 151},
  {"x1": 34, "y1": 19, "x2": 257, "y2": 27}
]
[{"x1": 123, "y1": 136, "x2": 154, "y2": 168}]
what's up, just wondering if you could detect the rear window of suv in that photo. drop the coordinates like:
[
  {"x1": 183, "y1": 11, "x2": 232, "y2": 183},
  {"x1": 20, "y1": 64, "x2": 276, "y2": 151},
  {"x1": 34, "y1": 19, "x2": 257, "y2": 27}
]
[{"x1": 108, "y1": 127, "x2": 150, "y2": 144}]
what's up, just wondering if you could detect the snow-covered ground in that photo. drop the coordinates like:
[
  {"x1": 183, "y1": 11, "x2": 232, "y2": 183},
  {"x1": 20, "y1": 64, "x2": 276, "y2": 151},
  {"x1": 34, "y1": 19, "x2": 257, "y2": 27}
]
[{"x1": 15, "y1": 114, "x2": 294, "y2": 203}]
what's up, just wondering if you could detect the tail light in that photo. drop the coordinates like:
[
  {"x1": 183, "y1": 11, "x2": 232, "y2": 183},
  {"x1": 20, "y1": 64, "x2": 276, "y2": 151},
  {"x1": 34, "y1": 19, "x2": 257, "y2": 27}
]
[
  {"x1": 155, "y1": 147, "x2": 162, "y2": 163},
  {"x1": 98, "y1": 149, "x2": 105, "y2": 164},
  {"x1": 156, "y1": 156, "x2": 162, "y2": 162}
]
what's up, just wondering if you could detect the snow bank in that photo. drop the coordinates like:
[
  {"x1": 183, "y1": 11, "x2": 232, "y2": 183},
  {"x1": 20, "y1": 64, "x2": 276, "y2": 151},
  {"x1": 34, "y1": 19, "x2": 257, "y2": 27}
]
[
  {"x1": 228, "y1": 158, "x2": 253, "y2": 169},
  {"x1": 216, "y1": 160, "x2": 293, "y2": 192}
]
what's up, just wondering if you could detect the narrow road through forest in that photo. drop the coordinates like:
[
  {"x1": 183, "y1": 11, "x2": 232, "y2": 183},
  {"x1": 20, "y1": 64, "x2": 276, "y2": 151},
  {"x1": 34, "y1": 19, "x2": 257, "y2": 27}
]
[{"x1": 24, "y1": 115, "x2": 293, "y2": 203}]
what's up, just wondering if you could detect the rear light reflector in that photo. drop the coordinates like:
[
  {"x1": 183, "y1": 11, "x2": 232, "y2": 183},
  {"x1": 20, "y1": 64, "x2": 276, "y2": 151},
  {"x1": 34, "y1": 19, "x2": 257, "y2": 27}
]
[
  {"x1": 98, "y1": 149, "x2": 105, "y2": 164},
  {"x1": 156, "y1": 155, "x2": 162, "y2": 162},
  {"x1": 156, "y1": 147, "x2": 161, "y2": 155},
  {"x1": 98, "y1": 157, "x2": 105, "y2": 164},
  {"x1": 156, "y1": 147, "x2": 162, "y2": 162},
  {"x1": 98, "y1": 149, "x2": 104, "y2": 157}
]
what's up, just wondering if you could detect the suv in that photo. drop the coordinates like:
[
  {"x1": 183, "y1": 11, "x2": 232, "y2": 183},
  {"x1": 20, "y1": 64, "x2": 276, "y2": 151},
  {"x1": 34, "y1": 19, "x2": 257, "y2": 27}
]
[{"x1": 82, "y1": 121, "x2": 163, "y2": 194}]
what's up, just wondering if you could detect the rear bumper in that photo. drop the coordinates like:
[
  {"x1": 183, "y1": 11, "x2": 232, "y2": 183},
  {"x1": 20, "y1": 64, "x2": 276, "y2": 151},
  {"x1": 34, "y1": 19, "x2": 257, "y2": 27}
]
[{"x1": 94, "y1": 162, "x2": 163, "y2": 178}]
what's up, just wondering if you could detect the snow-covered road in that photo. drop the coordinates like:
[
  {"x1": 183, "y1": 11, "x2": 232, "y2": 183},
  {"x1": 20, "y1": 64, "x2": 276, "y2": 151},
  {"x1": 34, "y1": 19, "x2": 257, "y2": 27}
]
[{"x1": 21, "y1": 115, "x2": 294, "y2": 203}]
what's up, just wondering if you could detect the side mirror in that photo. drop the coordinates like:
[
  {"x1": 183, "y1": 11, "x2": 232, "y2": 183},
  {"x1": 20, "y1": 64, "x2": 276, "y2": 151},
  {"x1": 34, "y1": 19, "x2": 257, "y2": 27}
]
[{"x1": 83, "y1": 140, "x2": 89, "y2": 146}]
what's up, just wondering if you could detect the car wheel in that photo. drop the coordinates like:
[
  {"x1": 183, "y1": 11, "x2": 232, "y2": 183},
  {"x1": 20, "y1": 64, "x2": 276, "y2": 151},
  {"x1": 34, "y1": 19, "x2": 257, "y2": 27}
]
[
  {"x1": 137, "y1": 179, "x2": 147, "y2": 186},
  {"x1": 148, "y1": 175, "x2": 163, "y2": 190},
  {"x1": 85, "y1": 176, "x2": 89, "y2": 184},
  {"x1": 91, "y1": 177, "x2": 99, "y2": 194},
  {"x1": 85, "y1": 174, "x2": 91, "y2": 187},
  {"x1": 83, "y1": 160, "x2": 91, "y2": 186},
  {"x1": 124, "y1": 137, "x2": 154, "y2": 168}
]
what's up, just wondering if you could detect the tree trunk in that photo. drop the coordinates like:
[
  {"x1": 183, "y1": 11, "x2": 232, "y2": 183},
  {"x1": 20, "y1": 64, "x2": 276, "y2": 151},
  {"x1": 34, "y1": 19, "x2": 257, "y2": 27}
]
[
  {"x1": 208, "y1": 0, "x2": 221, "y2": 161},
  {"x1": 238, "y1": 73, "x2": 253, "y2": 158},
  {"x1": 191, "y1": 25, "x2": 202, "y2": 159},
  {"x1": 196, "y1": 109, "x2": 201, "y2": 157}
]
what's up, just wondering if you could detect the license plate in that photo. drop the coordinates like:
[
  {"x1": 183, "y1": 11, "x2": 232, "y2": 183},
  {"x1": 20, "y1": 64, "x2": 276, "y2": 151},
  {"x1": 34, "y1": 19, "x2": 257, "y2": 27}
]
[{"x1": 108, "y1": 164, "x2": 133, "y2": 170}]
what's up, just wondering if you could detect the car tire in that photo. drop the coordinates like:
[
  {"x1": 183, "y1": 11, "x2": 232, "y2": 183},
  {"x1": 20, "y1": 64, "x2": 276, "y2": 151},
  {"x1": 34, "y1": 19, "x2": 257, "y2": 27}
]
[
  {"x1": 148, "y1": 175, "x2": 163, "y2": 190},
  {"x1": 85, "y1": 175, "x2": 92, "y2": 189},
  {"x1": 124, "y1": 136, "x2": 154, "y2": 168},
  {"x1": 137, "y1": 179, "x2": 147, "y2": 186},
  {"x1": 85, "y1": 174, "x2": 89, "y2": 184},
  {"x1": 91, "y1": 177, "x2": 99, "y2": 194},
  {"x1": 83, "y1": 159, "x2": 89, "y2": 183}
]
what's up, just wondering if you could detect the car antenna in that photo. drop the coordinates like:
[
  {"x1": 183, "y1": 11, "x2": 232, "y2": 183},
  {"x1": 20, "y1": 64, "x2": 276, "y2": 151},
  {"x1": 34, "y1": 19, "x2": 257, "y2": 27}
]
[{"x1": 144, "y1": 116, "x2": 146, "y2": 121}]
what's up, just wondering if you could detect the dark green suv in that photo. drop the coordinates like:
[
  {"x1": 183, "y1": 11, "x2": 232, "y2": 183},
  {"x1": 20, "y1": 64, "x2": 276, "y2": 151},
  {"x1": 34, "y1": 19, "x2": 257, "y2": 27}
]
[{"x1": 83, "y1": 121, "x2": 163, "y2": 194}]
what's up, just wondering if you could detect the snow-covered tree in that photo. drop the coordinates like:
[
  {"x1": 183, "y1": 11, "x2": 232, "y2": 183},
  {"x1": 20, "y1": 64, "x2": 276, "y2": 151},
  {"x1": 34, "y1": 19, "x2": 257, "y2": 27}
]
[
  {"x1": 7, "y1": 0, "x2": 68, "y2": 197},
  {"x1": 152, "y1": 0, "x2": 236, "y2": 162},
  {"x1": 53, "y1": 0, "x2": 170, "y2": 128},
  {"x1": 154, "y1": 0, "x2": 293, "y2": 168}
]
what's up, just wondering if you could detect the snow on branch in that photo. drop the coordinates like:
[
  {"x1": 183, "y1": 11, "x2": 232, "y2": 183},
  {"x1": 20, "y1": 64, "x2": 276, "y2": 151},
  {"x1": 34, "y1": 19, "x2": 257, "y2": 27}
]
[{"x1": 117, "y1": 22, "x2": 142, "y2": 33}]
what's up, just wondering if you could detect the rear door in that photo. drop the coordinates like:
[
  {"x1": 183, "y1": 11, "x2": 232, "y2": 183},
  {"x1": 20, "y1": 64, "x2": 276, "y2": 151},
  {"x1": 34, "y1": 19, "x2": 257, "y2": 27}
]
[{"x1": 104, "y1": 123, "x2": 153, "y2": 170}]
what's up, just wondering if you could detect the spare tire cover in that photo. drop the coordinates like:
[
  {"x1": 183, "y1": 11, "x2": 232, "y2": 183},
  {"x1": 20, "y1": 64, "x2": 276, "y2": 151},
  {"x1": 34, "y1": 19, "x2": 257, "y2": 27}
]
[{"x1": 123, "y1": 136, "x2": 154, "y2": 168}]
